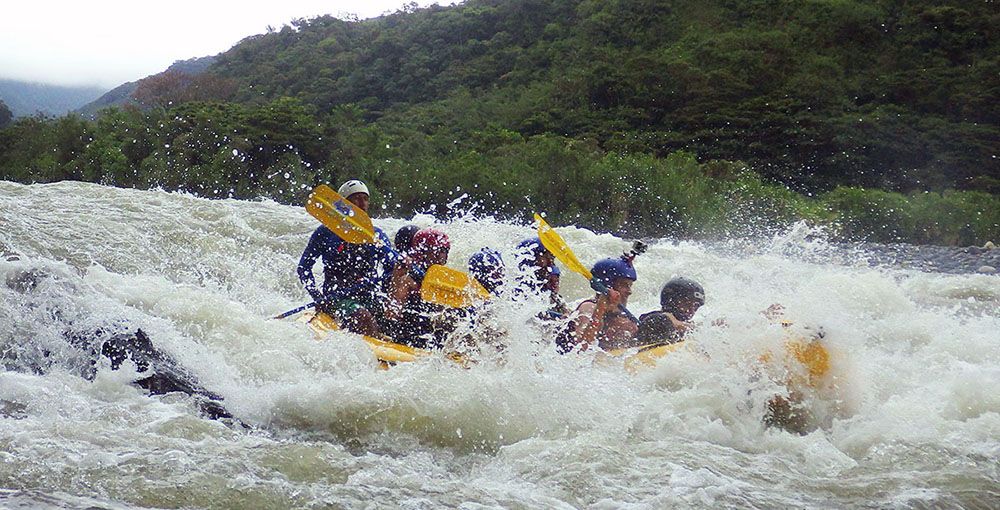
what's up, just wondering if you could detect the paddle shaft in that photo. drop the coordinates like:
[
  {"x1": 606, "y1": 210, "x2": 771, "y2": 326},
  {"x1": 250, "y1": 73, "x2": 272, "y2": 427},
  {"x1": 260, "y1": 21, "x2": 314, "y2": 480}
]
[{"x1": 273, "y1": 302, "x2": 316, "y2": 320}]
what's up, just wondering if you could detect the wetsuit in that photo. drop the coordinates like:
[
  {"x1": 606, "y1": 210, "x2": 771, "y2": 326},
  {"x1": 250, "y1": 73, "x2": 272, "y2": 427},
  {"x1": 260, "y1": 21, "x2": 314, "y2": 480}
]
[{"x1": 297, "y1": 225, "x2": 397, "y2": 319}]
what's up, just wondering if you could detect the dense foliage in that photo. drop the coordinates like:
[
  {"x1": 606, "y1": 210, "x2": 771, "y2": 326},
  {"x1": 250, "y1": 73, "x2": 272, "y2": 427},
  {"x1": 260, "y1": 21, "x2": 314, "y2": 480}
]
[
  {"x1": 1, "y1": 0, "x2": 998, "y2": 245},
  {"x1": 210, "y1": 0, "x2": 999, "y2": 193}
]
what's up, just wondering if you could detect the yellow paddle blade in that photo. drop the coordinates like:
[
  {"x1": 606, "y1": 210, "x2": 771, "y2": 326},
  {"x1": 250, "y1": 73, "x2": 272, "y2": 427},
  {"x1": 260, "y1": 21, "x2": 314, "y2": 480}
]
[
  {"x1": 306, "y1": 184, "x2": 375, "y2": 244},
  {"x1": 420, "y1": 264, "x2": 491, "y2": 308},
  {"x1": 534, "y1": 213, "x2": 593, "y2": 280}
]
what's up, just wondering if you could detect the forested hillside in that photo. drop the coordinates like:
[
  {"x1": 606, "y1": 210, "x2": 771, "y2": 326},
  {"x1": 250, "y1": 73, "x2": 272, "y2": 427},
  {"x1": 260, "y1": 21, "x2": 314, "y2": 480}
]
[
  {"x1": 1, "y1": 0, "x2": 997, "y2": 244},
  {"x1": 210, "y1": 0, "x2": 998, "y2": 193}
]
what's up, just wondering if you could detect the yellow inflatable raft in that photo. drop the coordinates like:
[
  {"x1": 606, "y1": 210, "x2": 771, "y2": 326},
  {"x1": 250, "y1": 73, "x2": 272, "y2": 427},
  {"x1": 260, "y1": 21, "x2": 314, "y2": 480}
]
[
  {"x1": 298, "y1": 310, "x2": 681, "y2": 370},
  {"x1": 298, "y1": 310, "x2": 829, "y2": 383},
  {"x1": 299, "y1": 310, "x2": 434, "y2": 369}
]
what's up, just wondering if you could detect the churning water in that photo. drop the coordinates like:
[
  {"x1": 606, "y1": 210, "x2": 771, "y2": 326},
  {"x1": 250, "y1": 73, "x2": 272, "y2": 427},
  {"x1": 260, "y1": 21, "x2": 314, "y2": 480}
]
[{"x1": 1, "y1": 181, "x2": 997, "y2": 509}]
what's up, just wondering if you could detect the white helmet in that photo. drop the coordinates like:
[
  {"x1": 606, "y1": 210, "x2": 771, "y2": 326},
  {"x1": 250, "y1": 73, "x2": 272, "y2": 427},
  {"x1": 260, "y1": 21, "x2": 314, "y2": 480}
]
[{"x1": 338, "y1": 179, "x2": 370, "y2": 198}]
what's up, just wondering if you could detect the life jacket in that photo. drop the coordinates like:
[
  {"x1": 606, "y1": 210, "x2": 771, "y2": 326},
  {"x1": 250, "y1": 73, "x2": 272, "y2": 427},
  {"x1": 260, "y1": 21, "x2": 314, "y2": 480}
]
[
  {"x1": 636, "y1": 310, "x2": 685, "y2": 345},
  {"x1": 382, "y1": 265, "x2": 448, "y2": 349}
]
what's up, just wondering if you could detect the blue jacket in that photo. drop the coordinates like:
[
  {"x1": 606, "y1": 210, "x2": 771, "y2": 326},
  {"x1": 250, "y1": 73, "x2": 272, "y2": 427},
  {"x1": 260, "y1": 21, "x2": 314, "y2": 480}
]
[{"x1": 297, "y1": 225, "x2": 397, "y2": 304}]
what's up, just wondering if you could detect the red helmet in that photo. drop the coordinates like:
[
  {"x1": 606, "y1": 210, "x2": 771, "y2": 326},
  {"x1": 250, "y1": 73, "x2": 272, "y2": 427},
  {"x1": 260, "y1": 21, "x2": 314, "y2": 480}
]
[{"x1": 410, "y1": 228, "x2": 450, "y2": 263}]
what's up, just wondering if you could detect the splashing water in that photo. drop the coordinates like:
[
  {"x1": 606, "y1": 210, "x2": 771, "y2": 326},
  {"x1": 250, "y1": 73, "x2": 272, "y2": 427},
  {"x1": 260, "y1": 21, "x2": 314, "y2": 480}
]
[{"x1": 1, "y1": 181, "x2": 997, "y2": 509}]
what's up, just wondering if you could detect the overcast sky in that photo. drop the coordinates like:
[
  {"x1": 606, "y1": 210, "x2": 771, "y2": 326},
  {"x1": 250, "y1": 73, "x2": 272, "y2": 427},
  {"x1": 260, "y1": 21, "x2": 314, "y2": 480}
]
[{"x1": 1, "y1": 0, "x2": 446, "y2": 89}]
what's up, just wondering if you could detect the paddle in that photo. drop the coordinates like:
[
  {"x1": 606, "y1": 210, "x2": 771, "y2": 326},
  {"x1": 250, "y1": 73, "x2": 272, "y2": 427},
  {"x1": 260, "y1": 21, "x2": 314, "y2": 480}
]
[
  {"x1": 273, "y1": 302, "x2": 316, "y2": 320},
  {"x1": 420, "y1": 264, "x2": 491, "y2": 308},
  {"x1": 306, "y1": 184, "x2": 375, "y2": 244},
  {"x1": 534, "y1": 213, "x2": 639, "y2": 320},
  {"x1": 534, "y1": 213, "x2": 593, "y2": 281}
]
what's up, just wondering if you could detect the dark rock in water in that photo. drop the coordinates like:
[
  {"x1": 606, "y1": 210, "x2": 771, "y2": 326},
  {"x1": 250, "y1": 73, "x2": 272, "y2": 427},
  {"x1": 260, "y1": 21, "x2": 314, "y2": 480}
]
[
  {"x1": 98, "y1": 329, "x2": 233, "y2": 420},
  {"x1": 0, "y1": 399, "x2": 28, "y2": 419},
  {"x1": 3, "y1": 264, "x2": 234, "y2": 421}
]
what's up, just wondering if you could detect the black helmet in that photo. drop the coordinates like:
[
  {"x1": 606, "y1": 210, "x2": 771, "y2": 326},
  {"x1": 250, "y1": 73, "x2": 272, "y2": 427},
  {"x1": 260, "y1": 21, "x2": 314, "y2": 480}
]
[
  {"x1": 659, "y1": 277, "x2": 705, "y2": 321},
  {"x1": 394, "y1": 224, "x2": 420, "y2": 253}
]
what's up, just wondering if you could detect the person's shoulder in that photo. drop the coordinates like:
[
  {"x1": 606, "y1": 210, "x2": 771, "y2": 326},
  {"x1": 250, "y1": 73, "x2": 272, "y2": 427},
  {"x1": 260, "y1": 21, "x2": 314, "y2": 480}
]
[
  {"x1": 636, "y1": 311, "x2": 676, "y2": 344},
  {"x1": 372, "y1": 227, "x2": 398, "y2": 257},
  {"x1": 311, "y1": 224, "x2": 335, "y2": 237},
  {"x1": 638, "y1": 310, "x2": 668, "y2": 323},
  {"x1": 575, "y1": 299, "x2": 597, "y2": 314},
  {"x1": 309, "y1": 225, "x2": 344, "y2": 246}
]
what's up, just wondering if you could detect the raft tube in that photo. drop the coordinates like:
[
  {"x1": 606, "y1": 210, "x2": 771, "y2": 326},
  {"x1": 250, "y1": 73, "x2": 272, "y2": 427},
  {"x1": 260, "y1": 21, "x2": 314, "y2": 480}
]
[
  {"x1": 297, "y1": 310, "x2": 828, "y2": 381},
  {"x1": 299, "y1": 310, "x2": 433, "y2": 368}
]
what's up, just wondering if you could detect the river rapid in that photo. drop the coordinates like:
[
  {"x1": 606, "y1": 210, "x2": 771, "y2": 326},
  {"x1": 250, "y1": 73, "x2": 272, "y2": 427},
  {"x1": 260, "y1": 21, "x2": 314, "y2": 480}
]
[{"x1": 1, "y1": 181, "x2": 998, "y2": 509}]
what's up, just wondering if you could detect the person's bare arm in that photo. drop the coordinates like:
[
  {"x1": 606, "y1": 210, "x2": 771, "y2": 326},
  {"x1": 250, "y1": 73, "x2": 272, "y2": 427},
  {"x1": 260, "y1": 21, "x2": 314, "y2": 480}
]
[
  {"x1": 385, "y1": 263, "x2": 417, "y2": 321},
  {"x1": 573, "y1": 291, "x2": 620, "y2": 351}
]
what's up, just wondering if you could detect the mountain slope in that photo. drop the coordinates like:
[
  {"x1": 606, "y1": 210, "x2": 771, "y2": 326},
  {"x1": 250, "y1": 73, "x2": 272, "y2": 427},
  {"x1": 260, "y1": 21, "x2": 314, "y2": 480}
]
[
  {"x1": 194, "y1": 0, "x2": 998, "y2": 193},
  {"x1": 75, "y1": 56, "x2": 219, "y2": 117}
]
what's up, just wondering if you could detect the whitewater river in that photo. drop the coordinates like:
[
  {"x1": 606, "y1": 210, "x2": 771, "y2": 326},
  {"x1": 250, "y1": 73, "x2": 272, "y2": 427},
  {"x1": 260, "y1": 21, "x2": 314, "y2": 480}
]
[{"x1": 1, "y1": 181, "x2": 997, "y2": 509}]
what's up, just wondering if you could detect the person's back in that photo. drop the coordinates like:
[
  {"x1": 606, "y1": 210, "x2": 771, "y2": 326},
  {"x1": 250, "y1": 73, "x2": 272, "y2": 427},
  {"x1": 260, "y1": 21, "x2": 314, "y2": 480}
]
[
  {"x1": 512, "y1": 237, "x2": 556, "y2": 296},
  {"x1": 468, "y1": 247, "x2": 505, "y2": 295}
]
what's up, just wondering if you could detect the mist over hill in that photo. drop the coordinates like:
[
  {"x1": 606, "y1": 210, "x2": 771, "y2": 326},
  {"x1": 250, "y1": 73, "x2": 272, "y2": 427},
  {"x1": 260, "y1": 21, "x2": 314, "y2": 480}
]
[{"x1": 0, "y1": 79, "x2": 106, "y2": 117}]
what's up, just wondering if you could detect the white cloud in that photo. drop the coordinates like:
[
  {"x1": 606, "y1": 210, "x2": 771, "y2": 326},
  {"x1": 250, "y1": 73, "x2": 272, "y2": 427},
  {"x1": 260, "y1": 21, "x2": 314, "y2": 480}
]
[{"x1": 0, "y1": 0, "x2": 447, "y2": 88}]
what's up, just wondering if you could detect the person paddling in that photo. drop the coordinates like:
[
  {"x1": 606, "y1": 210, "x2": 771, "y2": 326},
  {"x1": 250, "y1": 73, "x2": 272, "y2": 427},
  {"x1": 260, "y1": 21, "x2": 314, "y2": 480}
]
[
  {"x1": 382, "y1": 228, "x2": 454, "y2": 348},
  {"x1": 297, "y1": 179, "x2": 396, "y2": 336},
  {"x1": 513, "y1": 237, "x2": 556, "y2": 295},
  {"x1": 556, "y1": 256, "x2": 639, "y2": 353},
  {"x1": 513, "y1": 236, "x2": 568, "y2": 319},
  {"x1": 541, "y1": 264, "x2": 570, "y2": 319}
]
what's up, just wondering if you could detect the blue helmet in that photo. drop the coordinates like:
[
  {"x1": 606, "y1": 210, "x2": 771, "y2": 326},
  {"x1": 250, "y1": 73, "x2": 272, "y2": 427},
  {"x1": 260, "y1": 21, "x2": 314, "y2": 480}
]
[
  {"x1": 516, "y1": 237, "x2": 552, "y2": 269},
  {"x1": 591, "y1": 257, "x2": 637, "y2": 290},
  {"x1": 517, "y1": 237, "x2": 548, "y2": 255},
  {"x1": 549, "y1": 264, "x2": 560, "y2": 276},
  {"x1": 469, "y1": 248, "x2": 505, "y2": 294}
]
